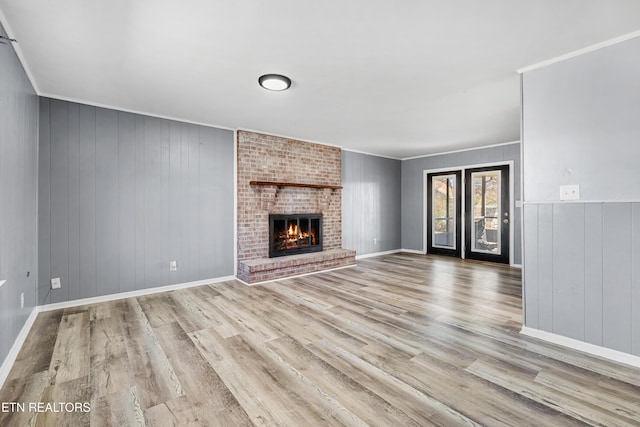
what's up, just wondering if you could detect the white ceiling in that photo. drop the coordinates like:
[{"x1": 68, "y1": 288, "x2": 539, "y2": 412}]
[{"x1": 2, "y1": 1, "x2": 640, "y2": 159}]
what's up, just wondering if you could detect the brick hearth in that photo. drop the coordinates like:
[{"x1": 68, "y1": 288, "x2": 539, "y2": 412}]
[{"x1": 236, "y1": 131, "x2": 355, "y2": 284}]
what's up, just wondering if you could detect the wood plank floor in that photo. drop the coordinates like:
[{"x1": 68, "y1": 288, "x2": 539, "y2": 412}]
[{"x1": 1, "y1": 253, "x2": 639, "y2": 426}]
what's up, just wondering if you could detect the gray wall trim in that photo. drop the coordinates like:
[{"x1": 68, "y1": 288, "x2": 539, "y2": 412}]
[
  {"x1": 401, "y1": 141, "x2": 520, "y2": 161},
  {"x1": 341, "y1": 147, "x2": 401, "y2": 161},
  {"x1": 38, "y1": 98, "x2": 235, "y2": 305},
  {"x1": 517, "y1": 30, "x2": 640, "y2": 74},
  {"x1": 35, "y1": 93, "x2": 236, "y2": 133}
]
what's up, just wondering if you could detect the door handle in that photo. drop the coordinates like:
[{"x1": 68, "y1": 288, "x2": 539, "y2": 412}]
[{"x1": 503, "y1": 219, "x2": 509, "y2": 224}]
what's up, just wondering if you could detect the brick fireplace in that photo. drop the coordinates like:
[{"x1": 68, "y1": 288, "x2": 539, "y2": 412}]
[{"x1": 236, "y1": 131, "x2": 355, "y2": 283}]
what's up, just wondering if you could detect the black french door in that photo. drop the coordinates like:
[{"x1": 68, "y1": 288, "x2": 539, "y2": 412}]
[
  {"x1": 426, "y1": 170, "x2": 462, "y2": 257},
  {"x1": 464, "y1": 165, "x2": 510, "y2": 264}
]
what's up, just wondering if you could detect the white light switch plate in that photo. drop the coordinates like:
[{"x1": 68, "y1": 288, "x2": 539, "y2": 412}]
[
  {"x1": 169, "y1": 260, "x2": 177, "y2": 272},
  {"x1": 51, "y1": 277, "x2": 61, "y2": 289},
  {"x1": 560, "y1": 184, "x2": 580, "y2": 201}
]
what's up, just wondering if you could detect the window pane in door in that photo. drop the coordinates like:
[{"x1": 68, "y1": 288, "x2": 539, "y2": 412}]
[
  {"x1": 432, "y1": 174, "x2": 456, "y2": 249},
  {"x1": 471, "y1": 171, "x2": 501, "y2": 254}
]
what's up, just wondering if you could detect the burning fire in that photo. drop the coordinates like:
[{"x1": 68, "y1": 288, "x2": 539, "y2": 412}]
[
  {"x1": 283, "y1": 222, "x2": 316, "y2": 246},
  {"x1": 288, "y1": 223, "x2": 300, "y2": 238}
]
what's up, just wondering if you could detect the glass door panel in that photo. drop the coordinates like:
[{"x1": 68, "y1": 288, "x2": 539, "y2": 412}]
[
  {"x1": 433, "y1": 174, "x2": 456, "y2": 249},
  {"x1": 427, "y1": 171, "x2": 461, "y2": 257},
  {"x1": 471, "y1": 171, "x2": 501, "y2": 254}
]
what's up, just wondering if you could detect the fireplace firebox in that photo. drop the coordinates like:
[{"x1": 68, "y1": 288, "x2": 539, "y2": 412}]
[{"x1": 269, "y1": 214, "x2": 322, "y2": 258}]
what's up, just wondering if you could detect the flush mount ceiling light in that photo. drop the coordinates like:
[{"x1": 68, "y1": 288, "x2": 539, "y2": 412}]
[{"x1": 258, "y1": 74, "x2": 292, "y2": 91}]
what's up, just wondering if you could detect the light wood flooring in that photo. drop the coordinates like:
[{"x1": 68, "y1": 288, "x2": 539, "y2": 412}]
[{"x1": 1, "y1": 254, "x2": 639, "y2": 426}]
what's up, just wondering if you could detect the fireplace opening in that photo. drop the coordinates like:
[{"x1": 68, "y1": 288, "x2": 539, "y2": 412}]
[{"x1": 269, "y1": 214, "x2": 323, "y2": 257}]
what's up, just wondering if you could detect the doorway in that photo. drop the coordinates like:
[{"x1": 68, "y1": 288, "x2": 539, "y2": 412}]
[{"x1": 425, "y1": 164, "x2": 511, "y2": 264}]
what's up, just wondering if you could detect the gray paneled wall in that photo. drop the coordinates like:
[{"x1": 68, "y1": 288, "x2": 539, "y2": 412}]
[
  {"x1": 342, "y1": 151, "x2": 401, "y2": 255},
  {"x1": 0, "y1": 24, "x2": 39, "y2": 369},
  {"x1": 524, "y1": 202, "x2": 640, "y2": 356},
  {"x1": 522, "y1": 36, "x2": 640, "y2": 358},
  {"x1": 401, "y1": 143, "x2": 522, "y2": 264},
  {"x1": 39, "y1": 98, "x2": 235, "y2": 305}
]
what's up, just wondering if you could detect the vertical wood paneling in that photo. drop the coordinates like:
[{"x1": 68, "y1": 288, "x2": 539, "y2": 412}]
[
  {"x1": 537, "y1": 204, "x2": 554, "y2": 332},
  {"x1": 49, "y1": 100, "x2": 69, "y2": 303},
  {"x1": 169, "y1": 121, "x2": 183, "y2": 285},
  {"x1": 342, "y1": 151, "x2": 401, "y2": 255},
  {"x1": 180, "y1": 124, "x2": 191, "y2": 281},
  {"x1": 187, "y1": 125, "x2": 201, "y2": 281},
  {"x1": 144, "y1": 117, "x2": 163, "y2": 289},
  {"x1": 584, "y1": 203, "x2": 603, "y2": 346},
  {"x1": 602, "y1": 203, "x2": 632, "y2": 353},
  {"x1": 525, "y1": 201, "x2": 639, "y2": 357},
  {"x1": 199, "y1": 127, "x2": 217, "y2": 279},
  {"x1": 39, "y1": 99, "x2": 234, "y2": 306},
  {"x1": 23, "y1": 86, "x2": 38, "y2": 311},
  {"x1": 38, "y1": 99, "x2": 52, "y2": 305},
  {"x1": 67, "y1": 103, "x2": 81, "y2": 301},
  {"x1": 118, "y1": 112, "x2": 136, "y2": 293},
  {"x1": 522, "y1": 204, "x2": 539, "y2": 328},
  {"x1": 78, "y1": 105, "x2": 97, "y2": 299},
  {"x1": 632, "y1": 203, "x2": 640, "y2": 356},
  {"x1": 1, "y1": 26, "x2": 38, "y2": 368},
  {"x1": 210, "y1": 129, "x2": 226, "y2": 276},
  {"x1": 160, "y1": 121, "x2": 171, "y2": 286},
  {"x1": 219, "y1": 129, "x2": 233, "y2": 274},
  {"x1": 134, "y1": 116, "x2": 145, "y2": 290},
  {"x1": 95, "y1": 109, "x2": 119, "y2": 297},
  {"x1": 552, "y1": 203, "x2": 585, "y2": 341},
  {"x1": 210, "y1": 128, "x2": 234, "y2": 277}
]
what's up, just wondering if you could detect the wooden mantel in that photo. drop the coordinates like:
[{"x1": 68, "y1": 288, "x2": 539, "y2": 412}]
[{"x1": 249, "y1": 180, "x2": 343, "y2": 190}]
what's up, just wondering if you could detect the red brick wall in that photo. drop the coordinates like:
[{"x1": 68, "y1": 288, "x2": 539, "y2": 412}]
[{"x1": 237, "y1": 131, "x2": 342, "y2": 266}]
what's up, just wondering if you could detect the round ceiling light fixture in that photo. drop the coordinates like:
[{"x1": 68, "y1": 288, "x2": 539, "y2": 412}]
[{"x1": 258, "y1": 74, "x2": 292, "y2": 91}]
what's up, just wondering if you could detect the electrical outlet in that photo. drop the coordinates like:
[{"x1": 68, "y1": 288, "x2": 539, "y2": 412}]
[
  {"x1": 169, "y1": 260, "x2": 177, "y2": 272},
  {"x1": 20, "y1": 293, "x2": 24, "y2": 309},
  {"x1": 559, "y1": 184, "x2": 580, "y2": 201},
  {"x1": 51, "y1": 277, "x2": 61, "y2": 289}
]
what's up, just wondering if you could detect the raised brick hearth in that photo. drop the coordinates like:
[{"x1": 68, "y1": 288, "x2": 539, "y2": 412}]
[
  {"x1": 236, "y1": 131, "x2": 355, "y2": 284},
  {"x1": 238, "y1": 248, "x2": 356, "y2": 283}
]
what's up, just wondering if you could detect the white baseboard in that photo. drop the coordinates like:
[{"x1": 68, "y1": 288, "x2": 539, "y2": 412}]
[
  {"x1": 0, "y1": 307, "x2": 39, "y2": 389},
  {"x1": 400, "y1": 248, "x2": 426, "y2": 255},
  {"x1": 355, "y1": 249, "x2": 402, "y2": 260},
  {"x1": 520, "y1": 326, "x2": 640, "y2": 369},
  {"x1": 40, "y1": 275, "x2": 237, "y2": 312},
  {"x1": 510, "y1": 263, "x2": 523, "y2": 269}
]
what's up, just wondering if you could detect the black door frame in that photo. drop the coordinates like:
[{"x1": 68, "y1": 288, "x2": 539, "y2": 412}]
[
  {"x1": 426, "y1": 170, "x2": 462, "y2": 258},
  {"x1": 464, "y1": 165, "x2": 510, "y2": 264}
]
